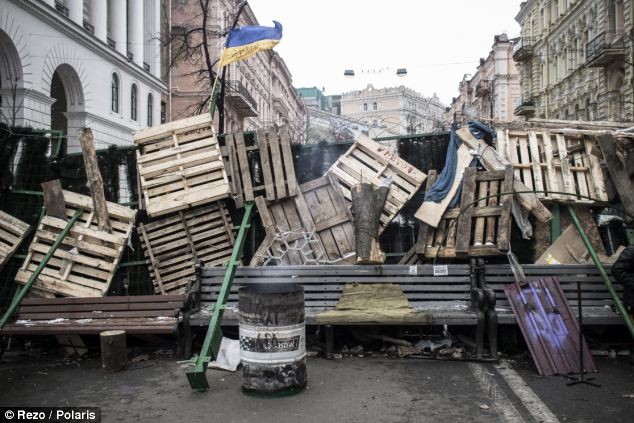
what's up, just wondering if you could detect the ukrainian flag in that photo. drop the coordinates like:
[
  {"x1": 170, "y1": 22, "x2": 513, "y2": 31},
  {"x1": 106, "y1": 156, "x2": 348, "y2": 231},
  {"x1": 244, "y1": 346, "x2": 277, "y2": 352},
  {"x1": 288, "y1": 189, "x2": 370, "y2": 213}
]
[{"x1": 218, "y1": 21, "x2": 283, "y2": 68}]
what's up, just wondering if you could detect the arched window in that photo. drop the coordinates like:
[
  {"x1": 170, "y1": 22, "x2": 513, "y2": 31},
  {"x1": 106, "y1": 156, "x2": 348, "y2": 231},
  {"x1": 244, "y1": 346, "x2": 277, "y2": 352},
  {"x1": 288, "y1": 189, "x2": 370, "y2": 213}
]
[
  {"x1": 131, "y1": 84, "x2": 138, "y2": 121},
  {"x1": 147, "y1": 93, "x2": 153, "y2": 126},
  {"x1": 111, "y1": 73, "x2": 119, "y2": 113},
  {"x1": 363, "y1": 103, "x2": 368, "y2": 111},
  {"x1": 372, "y1": 102, "x2": 377, "y2": 110}
]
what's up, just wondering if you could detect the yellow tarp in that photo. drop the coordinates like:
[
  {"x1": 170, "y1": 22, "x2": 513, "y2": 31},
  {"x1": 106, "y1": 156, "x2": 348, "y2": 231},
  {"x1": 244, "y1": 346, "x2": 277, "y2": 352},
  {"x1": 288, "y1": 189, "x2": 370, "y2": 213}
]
[{"x1": 316, "y1": 283, "x2": 432, "y2": 324}]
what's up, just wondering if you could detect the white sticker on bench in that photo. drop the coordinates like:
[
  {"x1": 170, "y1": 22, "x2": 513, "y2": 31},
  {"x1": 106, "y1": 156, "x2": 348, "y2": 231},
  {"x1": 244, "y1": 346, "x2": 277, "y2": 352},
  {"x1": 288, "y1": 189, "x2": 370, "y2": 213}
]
[
  {"x1": 433, "y1": 265, "x2": 449, "y2": 276},
  {"x1": 409, "y1": 265, "x2": 417, "y2": 276}
]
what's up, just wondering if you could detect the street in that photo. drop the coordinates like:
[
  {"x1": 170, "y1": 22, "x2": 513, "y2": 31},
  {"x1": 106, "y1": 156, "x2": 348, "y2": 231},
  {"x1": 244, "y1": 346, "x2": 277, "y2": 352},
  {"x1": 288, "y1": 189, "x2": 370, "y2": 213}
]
[{"x1": 1, "y1": 354, "x2": 632, "y2": 422}]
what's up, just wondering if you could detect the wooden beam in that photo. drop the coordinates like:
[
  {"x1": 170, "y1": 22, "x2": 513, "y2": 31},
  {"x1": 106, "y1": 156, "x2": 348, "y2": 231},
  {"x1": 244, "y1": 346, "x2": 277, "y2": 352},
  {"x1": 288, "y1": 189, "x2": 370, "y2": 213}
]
[
  {"x1": 597, "y1": 133, "x2": 634, "y2": 217},
  {"x1": 78, "y1": 128, "x2": 112, "y2": 233}
]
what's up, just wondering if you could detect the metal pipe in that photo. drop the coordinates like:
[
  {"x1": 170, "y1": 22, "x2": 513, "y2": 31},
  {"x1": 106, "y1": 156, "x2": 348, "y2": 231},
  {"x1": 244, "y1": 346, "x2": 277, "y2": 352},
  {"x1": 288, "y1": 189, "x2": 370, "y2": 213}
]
[
  {"x1": 0, "y1": 209, "x2": 83, "y2": 330},
  {"x1": 567, "y1": 205, "x2": 634, "y2": 339}
]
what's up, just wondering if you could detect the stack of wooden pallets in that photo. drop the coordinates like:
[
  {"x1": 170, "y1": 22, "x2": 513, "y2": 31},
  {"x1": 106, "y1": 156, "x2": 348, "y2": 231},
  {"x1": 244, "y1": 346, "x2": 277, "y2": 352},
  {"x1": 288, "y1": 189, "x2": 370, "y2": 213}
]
[
  {"x1": 0, "y1": 210, "x2": 30, "y2": 271},
  {"x1": 15, "y1": 190, "x2": 136, "y2": 297},
  {"x1": 134, "y1": 115, "x2": 236, "y2": 295},
  {"x1": 416, "y1": 167, "x2": 514, "y2": 258},
  {"x1": 495, "y1": 128, "x2": 608, "y2": 203}
]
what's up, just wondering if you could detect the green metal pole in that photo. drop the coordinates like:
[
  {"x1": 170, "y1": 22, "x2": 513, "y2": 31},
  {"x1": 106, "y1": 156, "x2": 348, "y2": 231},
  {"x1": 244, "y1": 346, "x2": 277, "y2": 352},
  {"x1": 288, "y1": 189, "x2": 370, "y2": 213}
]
[
  {"x1": 567, "y1": 205, "x2": 634, "y2": 339},
  {"x1": 0, "y1": 209, "x2": 83, "y2": 330},
  {"x1": 187, "y1": 202, "x2": 254, "y2": 391}
]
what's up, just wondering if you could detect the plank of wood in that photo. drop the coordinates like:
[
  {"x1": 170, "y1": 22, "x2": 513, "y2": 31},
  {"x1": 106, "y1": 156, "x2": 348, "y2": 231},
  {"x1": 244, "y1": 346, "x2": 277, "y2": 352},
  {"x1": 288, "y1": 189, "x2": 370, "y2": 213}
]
[
  {"x1": 279, "y1": 125, "x2": 299, "y2": 196},
  {"x1": 267, "y1": 127, "x2": 287, "y2": 199},
  {"x1": 527, "y1": 131, "x2": 544, "y2": 193},
  {"x1": 79, "y1": 128, "x2": 112, "y2": 233},
  {"x1": 517, "y1": 136, "x2": 533, "y2": 189},
  {"x1": 415, "y1": 170, "x2": 437, "y2": 255},
  {"x1": 555, "y1": 134, "x2": 576, "y2": 199},
  {"x1": 584, "y1": 138, "x2": 608, "y2": 201},
  {"x1": 234, "y1": 131, "x2": 254, "y2": 202},
  {"x1": 485, "y1": 179, "x2": 499, "y2": 245},
  {"x1": 41, "y1": 180, "x2": 67, "y2": 220},
  {"x1": 256, "y1": 128, "x2": 276, "y2": 200},
  {"x1": 455, "y1": 167, "x2": 477, "y2": 256},
  {"x1": 496, "y1": 166, "x2": 514, "y2": 252},
  {"x1": 414, "y1": 143, "x2": 472, "y2": 227},
  {"x1": 541, "y1": 132, "x2": 561, "y2": 200}
]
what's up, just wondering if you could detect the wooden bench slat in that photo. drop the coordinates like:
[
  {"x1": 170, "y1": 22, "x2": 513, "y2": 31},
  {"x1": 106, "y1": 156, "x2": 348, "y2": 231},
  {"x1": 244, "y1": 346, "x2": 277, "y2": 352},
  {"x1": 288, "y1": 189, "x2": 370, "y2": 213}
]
[
  {"x1": 20, "y1": 295, "x2": 184, "y2": 305},
  {"x1": 18, "y1": 302, "x2": 183, "y2": 313},
  {"x1": 18, "y1": 310, "x2": 180, "y2": 320}
]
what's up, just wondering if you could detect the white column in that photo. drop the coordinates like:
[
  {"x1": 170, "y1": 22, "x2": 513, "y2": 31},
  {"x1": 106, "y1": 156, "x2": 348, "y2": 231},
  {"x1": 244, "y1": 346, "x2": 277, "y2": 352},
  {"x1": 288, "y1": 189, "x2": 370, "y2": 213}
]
[
  {"x1": 89, "y1": 0, "x2": 107, "y2": 42},
  {"x1": 143, "y1": 0, "x2": 161, "y2": 77},
  {"x1": 128, "y1": 0, "x2": 144, "y2": 66},
  {"x1": 109, "y1": 0, "x2": 127, "y2": 55},
  {"x1": 65, "y1": 0, "x2": 83, "y2": 26}
]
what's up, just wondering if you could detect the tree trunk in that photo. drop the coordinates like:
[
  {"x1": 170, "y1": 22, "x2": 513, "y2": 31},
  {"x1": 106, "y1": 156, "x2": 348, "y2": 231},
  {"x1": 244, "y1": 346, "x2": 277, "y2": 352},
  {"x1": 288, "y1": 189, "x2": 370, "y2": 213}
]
[
  {"x1": 100, "y1": 330, "x2": 127, "y2": 372},
  {"x1": 351, "y1": 183, "x2": 388, "y2": 264}
]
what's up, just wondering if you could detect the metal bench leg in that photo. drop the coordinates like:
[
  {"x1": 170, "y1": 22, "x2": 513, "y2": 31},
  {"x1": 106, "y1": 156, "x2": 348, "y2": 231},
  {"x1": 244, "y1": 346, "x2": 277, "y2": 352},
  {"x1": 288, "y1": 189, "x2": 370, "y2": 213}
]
[
  {"x1": 475, "y1": 310, "x2": 485, "y2": 357},
  {"x1": 325, "y1": 325, "x2": 334, "y2": 359}
]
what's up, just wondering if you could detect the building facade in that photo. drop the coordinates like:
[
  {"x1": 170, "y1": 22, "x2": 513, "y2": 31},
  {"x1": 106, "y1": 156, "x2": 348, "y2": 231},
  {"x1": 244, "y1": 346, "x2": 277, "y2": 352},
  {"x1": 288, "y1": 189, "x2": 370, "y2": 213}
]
[
  {"x1": 514, "y1": 0, "x2": 633, "y2": 121},
  {"x1": 168, "y1": 0, "x2": 307, "y2": 142},
  {"x1": 341, "y1": 84, "x2": 445, "y2": 137},
  {"x1": 0, "y1": 0, "x2": 165, "y2": 151},
  {"x1": 445, "y1": 34, "x2": 521, "y2": 125}
]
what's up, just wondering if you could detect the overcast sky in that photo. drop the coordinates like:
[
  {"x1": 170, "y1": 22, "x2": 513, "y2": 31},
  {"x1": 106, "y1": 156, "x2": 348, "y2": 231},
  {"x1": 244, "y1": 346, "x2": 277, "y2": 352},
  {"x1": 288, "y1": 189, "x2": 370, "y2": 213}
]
[{"x1": 248, "y1": 0, "x2": 522, "y2": 106}]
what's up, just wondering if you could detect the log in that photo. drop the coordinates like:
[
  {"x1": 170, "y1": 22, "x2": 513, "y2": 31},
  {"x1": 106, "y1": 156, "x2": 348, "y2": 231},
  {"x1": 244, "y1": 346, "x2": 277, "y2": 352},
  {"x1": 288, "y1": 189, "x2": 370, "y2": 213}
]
[
  {"x1": 100, "y1": 330, "x2": 127, "y2": 371},
  {"x1": 351, "y1": 183, "x2": 388, "y2": 264},
  {"x1": 596, "y1": 134, "x2": 634, "y2": 217},
  {"x1": 457, "y1": 127, "x2": 552, "y2": 223},
  {"x1": 78, "y1": 128, "x2": 111, "y2": 233},
  {"x1": 41, "y1": 180, "x2": 67, "y2": 220}
]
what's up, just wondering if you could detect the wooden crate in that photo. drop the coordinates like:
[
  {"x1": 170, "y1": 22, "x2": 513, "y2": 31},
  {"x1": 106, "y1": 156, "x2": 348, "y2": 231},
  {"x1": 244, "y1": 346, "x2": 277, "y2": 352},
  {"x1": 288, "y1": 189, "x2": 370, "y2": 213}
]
[
  {"x1": 0, "y1": 210, "x2": 30, "y2": 270},
  {"x1": 417, "y1": 167, "x2": 513, "y2": 258},
  {"x1": 327, "y1": 134, "x2": 427, "y2": 233},
  {"x1": 16, "y1": 191, "x2": 136, "y2": 297},
  {"x1": 223, "y1": 125, "x2": 299, "y2": 208},
  {"x1": 134, "y1": 114, "x2": 231, "y2": 217},
  {"x1": 496, "y1": 128, "x2": 608, "y2": 203},
  {"x1": 138, "y1": 202, "x2": 235, "y2": 295},
  {"x1": 251, "y1": 176, "x2": 356, "y2": 266}
]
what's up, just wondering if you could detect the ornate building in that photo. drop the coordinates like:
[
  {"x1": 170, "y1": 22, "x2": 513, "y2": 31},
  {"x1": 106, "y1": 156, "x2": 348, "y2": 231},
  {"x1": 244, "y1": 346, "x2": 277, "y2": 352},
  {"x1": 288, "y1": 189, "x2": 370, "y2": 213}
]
[
  {"x1": 168, "y1": 0, "x2": 307, "y2": 142},
  {"x1": 445, "y1": 34, "x2": 521, "y2": 125},
  {"x1": 0, "y1": 0, "x2": 165, "y2": 151},
  {"x1": 340, "y1": 84, "x2": 445, "y2": 137},
  {"x1": 514, "y1": 0, "x2": 632, "y2": 121}
]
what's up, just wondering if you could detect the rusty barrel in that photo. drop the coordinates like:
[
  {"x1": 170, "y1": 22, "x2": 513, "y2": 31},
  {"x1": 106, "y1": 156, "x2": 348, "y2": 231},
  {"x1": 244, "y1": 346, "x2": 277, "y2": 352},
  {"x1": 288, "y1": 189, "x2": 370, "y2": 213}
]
[{"x1": 238, "y1": 283, "x2": 306, "y2": 395}]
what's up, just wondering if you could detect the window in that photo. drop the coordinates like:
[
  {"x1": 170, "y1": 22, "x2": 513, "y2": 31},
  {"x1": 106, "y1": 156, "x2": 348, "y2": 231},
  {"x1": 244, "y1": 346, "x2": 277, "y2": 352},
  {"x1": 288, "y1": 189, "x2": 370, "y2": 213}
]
[
  {"x1": 363, "y1": 103, "x2": 368, "y2": 111},
  {"x1": 147, "y1": 94, "x2": 153, "y2": 126},
  {"x1": 372, "y1": 102, "x2": 377, "y2": 111},
  {"x1": 130, "y1": 84, "x2": 138, "y2": 121},
  {"x1": 111, "y1": 73, "x2": 119, "y2": 113}
]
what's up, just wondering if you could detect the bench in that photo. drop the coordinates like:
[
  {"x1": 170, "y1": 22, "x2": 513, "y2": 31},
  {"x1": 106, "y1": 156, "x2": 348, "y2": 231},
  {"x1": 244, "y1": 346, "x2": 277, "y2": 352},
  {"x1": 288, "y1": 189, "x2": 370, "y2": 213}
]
[
  {"x1": 483, "y1": 264, "x2": 624, "y2": 325},
  {"x1": 1, "y1": 294, "x2": 195, "y2": 356},
  {"x1": 192, "y1": 264, "x2": 479, "y2": 325}
]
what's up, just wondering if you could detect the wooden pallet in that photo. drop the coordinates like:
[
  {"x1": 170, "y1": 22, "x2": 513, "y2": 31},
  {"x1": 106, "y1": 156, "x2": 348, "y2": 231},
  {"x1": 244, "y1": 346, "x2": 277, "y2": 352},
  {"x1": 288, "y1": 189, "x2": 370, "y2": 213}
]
[
  {"x1": 417, "y1": 167, "x2": 513, "y2": 258},
  {"x1": 15, "y1": 191, "x2": 136, "y2": 297},
  {"x1": 223, "y1": 125, "x2": 299, "y2": 208},
  {"x1": 134, "y1": 114, "x2": 231, "y2": 217},
  {"x1": 0, "y1": 210, "x2": 30, "y2": 270},
  {"x1": 496, "y1": 128, "x2": 608, "y2": 203},
  {"x1": 138, "y1": 202, "x2": 235, "y2": 295},
  {"x1": 251, "y1": 175, "x2": 356, "y2": 266},
  {"x1": 327, "y1": 134, "x2": 427, "y2": 233}
]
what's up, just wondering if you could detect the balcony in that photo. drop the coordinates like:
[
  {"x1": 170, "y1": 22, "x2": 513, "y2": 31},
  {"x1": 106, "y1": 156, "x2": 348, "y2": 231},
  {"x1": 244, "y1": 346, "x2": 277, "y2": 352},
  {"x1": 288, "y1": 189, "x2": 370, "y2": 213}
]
[
  {"x1": 585, "y1": 30, "x2": 626, "y2": 67},
  {"x1": 514, "y1": 98, "x2": 536, "y2": 117},
  {"x1": 107, "y1": 37, "x2": 116, "y2": 49},
  {"x1": 226, "y1": 80, "x2": 258, "y2": 117},
  {"x1": 512, "y1": 37, "x2": 534, "y2": 62},
  {"x1": 475, "y1": 80, "x2": 492, "y2": 97},
  {"x1": 54, "y1": 1, "x2": 68, "y2": 17},
  {"x1": 83, "y1": 20, "x2": 94, "y2": 35}
]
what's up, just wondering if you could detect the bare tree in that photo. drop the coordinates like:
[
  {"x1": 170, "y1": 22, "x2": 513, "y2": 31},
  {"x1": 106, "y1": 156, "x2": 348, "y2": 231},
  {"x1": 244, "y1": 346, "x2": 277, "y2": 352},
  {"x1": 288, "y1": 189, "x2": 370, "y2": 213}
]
[{"x1": 0, "y1": 71, "x2": 23, "y2": 127}]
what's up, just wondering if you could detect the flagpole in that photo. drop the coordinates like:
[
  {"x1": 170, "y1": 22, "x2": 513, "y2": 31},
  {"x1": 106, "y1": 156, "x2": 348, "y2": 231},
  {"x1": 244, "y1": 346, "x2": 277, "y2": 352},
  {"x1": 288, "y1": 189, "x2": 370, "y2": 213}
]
[{"x1": 208, "y1": 66, "x2": 223, "y2": 122}]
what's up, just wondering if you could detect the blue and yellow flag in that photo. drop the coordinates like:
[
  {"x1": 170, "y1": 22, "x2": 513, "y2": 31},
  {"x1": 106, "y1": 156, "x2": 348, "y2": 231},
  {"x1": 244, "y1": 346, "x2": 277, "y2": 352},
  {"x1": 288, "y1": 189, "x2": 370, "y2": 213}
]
[{"x1": 218, "y1": 21, "x2": 283, "y2": 68}]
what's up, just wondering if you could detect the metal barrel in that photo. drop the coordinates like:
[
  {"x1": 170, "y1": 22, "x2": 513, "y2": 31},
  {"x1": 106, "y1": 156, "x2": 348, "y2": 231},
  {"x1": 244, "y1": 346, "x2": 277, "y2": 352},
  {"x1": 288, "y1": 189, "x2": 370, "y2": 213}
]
[{"x1": 238, "y1": 283, "x2": 306, "y2": 395}]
